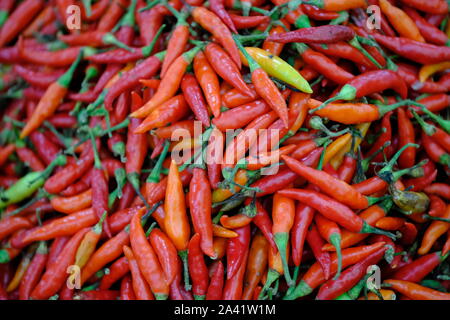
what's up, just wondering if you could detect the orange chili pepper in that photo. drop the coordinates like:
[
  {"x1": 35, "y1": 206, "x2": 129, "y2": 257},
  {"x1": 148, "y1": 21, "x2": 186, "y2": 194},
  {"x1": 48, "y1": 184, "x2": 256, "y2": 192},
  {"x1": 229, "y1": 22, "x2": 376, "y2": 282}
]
[
  {"x1": 213, "y1": 224, "x2": 238, "y2": 238},
  {"x1": 131, "y1": 46, "x2": 202, "y2": 118},
  {"x1": 50, "y1": 189, "x2": 92, "y2": 214},
  {"x1": 384, "y1": 279, "x2": 450, "y2": 300},
  {"x1": 379, "y1": 0, "x2": 425, "y2": 42},
  {"x1": 418, "y1": 204, "x2": 450, "y2": 255}
]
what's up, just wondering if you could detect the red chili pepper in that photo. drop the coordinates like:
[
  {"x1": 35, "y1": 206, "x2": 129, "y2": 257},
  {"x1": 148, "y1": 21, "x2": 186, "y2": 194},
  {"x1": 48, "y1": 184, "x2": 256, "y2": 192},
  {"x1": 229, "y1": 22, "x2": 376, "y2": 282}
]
[
  {"x1": 226, "y1": 224, "x2": 251, "y2": 280},
  {"x1": 204, "y1": 43, "x2": 252, "y2": 97},
  {"x1": 393, "y1": 251, "x2": 447, "y2": 282},
  {"x1": 404, "y1": 7, "x2": 449, "y2": 46},
  {"x1": 188, "y1": 168, "x2": 215, "y2": 258},
  {"x1": 372, "y1": 33, "x2": 450, "y2": 65},
  {"x1": 397, "y1": 108, "x2": 416, "y2": 169},
  {"x1": 30, "y1": 228, "x2": 89, "y2": 299},
  {"x1": 422, "y1": 131, "x2": 450, "y2": 167},
  {"x1": 129, "y1": 207, "x2": 169, "y2": 299},
  {"x1": 120, "y1": 275, "x2": 136, "y2": 300},
  {"x1": 284, "y1": 242, "x2": 386, "y2": 299},
  {"x1": 191, "y1": 51, "x2": 221, "y2": 118},
  {"x1": 18, "y1": 241, "x2": 47, "y2": 300},
  {"x1": 424, "y1": 183, "x2": 450, "y2": 200},
  {"x1": 316, "y1": 244, "x2": 386, "y2": 300},
  {"x1": 206, "y1": 261, "x2": 224, "y2": 300},
  {"x1": 134, "y1": 95, "x2": 190, "y2": 134},
  {"x1": 223, "y1": 240, "x2": 249, "y2": 300},
  {"x1": 278, "y1": 188, "x2": 395, "y2": 239},
  {"x1": 268, "y1": 25, "x2": 355, "y2": 44},
  {"x1": 30, "y1": 130, "x2": 60, "y2": 165},
  {"x1": 301, "y1": 4, "x2": 339, "y2": 20},
  {"x1": 399, "y1": 0, "x2": 448, "y2": 14},
  {"x1": 99, "y1": 256, "x2": 129, "y2": 290},
  {"x1": 181, "y1": 74, "x2": 211, "y2": 127},
  {"x1": 192, "y1": 7, "x2": 241, "y2": 68},
  {"x1": 294, "y1": 43, "x2": 354, "y2": 85},
  {"x1": 122, "y1": 245, "x2": 154, "y2": 300},
  {"x1": 282, "y1": 155, "x2": 375, "y2": 210},
  {"x1": 104, "y1": 52, "x2": 164, "y2": 110},
  {"x1": 230, "y1": 14, "x2": 270, "y2": 29},
  {"x1": 213, "y1": 99, "x2": 271, "y2": 131},
  {"x1": 0, "y1": 0, "x2": 43, "y2": 48},
  {"x1": 187, "y1": 234, "x2": 209, "y2": 300}
]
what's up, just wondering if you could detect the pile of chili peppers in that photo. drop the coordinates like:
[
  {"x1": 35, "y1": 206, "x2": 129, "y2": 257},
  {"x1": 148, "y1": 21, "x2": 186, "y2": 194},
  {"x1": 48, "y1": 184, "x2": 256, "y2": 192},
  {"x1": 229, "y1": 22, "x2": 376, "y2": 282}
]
[{"x1": 0, "y1": 0, "x2": 449, "y2": 301}]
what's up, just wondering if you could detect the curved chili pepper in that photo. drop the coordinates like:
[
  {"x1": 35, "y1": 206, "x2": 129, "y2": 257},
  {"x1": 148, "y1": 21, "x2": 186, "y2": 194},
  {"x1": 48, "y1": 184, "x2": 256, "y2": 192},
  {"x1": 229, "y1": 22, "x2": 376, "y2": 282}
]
[
  {"x1": 399, "y1": 0, "x2": 448, "y2": 14},
  {"x1": 385, "y1": 279, "x2": 450, "y2": 300},
  {"x1": 134, "y1": 95, "x2": 189, "y2": 134},
  {"x1": 312, "y1": 70, "x2": 407, "y2": 113},
  {"x1": 372, "y1": 33, "x2": 450, "y2": 65},
  {"x1": 206, "y1": 261, "x2": 224, "y2": 300},
  {"x1": 26, "y1": 132, "x2": 60, "y2": 165},
  {"x1": 99, "y1": 256, "x2": 129, "y2": 290},
  {"x1": 187, "y1": 234, "x2": 209, "y2": 300},
  {"x1": 418, "y1": 205, "x2": 450, "y2": 255},
  {"x1": 131, "y1": 46, "x2": 200, "y2": 118},
  {"x1": 242, "y1": 231, "x2": 268, "y2": 300},
  {"x1": 301, "y1": 4, "x2": 339, "y2": 20},
  {"x1": 284, "y1": 242, "x2": 386, "y2": 299},
  {"x1": 428, "y1": 195, "x2": 447, "y2": 218},
  {"x1": 317, "y1": 244, "x2": 386, "y2": 300},
  {"x1": 181, "y1": 74, "x2": 211, "y2": 127},
  {"x1": 294, "y1": 43, "x2": 354, "y2": 85},
  {"x1": 268, "y1": 25, "x2": 355, "y2": 44},
  {"x1": 129, "y1": 207, "x2": 169, "y2": 299},
  {"x1": 0, "y1": 0, "x2": 43, "y2": 48},
  {"x1": 203, "y1": 43, "x2": 252, "y2": 97},
  {"x1": 30, "y1": 227, "x2": 89, "y2": 300},
  {"x1": 223, "y1": 239, "x2": 249, "y2": 300},
  {"x1": 123, "y1": 245, "x2": 154, "y2": 300},
  {"x1": 104, "y1": 52, "x2": 164, "y2": 110},
  {"x1": 422, "y1": 131, "x2": 450, "y2": 167},
  {"x1": 192, "y1": 6, "x2": 241, "y2": 68},
  {"x1": 80, "y1": 224, "x2": 131, "y2": 285},
  {"x1": 282, "y1": 155, "x2": 376, "y2": 210},
  {"x1": 230, "y1": 14, "x2": 270, "y2": 29},
  {"x1": 148, "y1": 227, "x2": 179, "y2": 286},
  {"x1": 18, "y1": 241, "x2": 47, "y2": 300},
  {"x1": 20, "y1": 52, "x2": 82, "y2": 138},
  {"x1": 404, "y1": 7, "x2": 449, "y2": 46},
  {"x1": 51, "y1": 189, "x2": 92, "y2": 214},
  {"x1": 393, "y1": 251, "x2": 448, "y2": 282}
]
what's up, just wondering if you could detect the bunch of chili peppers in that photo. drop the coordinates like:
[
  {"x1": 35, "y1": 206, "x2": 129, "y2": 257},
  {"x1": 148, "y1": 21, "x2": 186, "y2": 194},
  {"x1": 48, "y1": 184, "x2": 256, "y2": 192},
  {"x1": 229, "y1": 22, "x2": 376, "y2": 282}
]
[{"x1": 0, "y1": 0, "x2": 449, "y2": 301}]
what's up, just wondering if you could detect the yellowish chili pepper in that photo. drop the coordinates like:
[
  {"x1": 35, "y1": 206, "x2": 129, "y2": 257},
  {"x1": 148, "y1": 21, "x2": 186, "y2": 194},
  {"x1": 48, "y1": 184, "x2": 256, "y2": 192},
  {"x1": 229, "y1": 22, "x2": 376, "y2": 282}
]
[
  {"x1": 239, "y1": 47, "x2": 312, "y2": 93},
  {"x1": 6, "y1": 244, "x2": 37, "y2": 292},
  {"x1": 419, "y1": 61, "x2": 450, "y2": 82},
  {"x1": 104, "y1": 62, "x2": 135, "y2": 89},
  {"x1": 329, "y1": 122, "x2": 371, "y2": 169},
  {"x1": 212, "y1": 224, "x2": 238, "y2": 238},
  {"x1": 212, "y1": 169, "x2": 249, "y2": 203}
]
